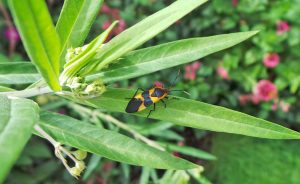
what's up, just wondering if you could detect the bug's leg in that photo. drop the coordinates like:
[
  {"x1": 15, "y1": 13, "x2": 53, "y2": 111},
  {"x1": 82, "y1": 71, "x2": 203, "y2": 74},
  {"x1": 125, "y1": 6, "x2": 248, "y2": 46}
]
[
  {"x1": 147, "y1": 103, "x2": 156, "y2": 118},
  {"x1": 170, "y1": 96, "x2": 179, "y2": 100},
  {"x1": 161, "y1": 99, "x2": 167, "y2": 108},
  {"x1": 125, "y1": 88, "x2": 145, "y2": 100}
]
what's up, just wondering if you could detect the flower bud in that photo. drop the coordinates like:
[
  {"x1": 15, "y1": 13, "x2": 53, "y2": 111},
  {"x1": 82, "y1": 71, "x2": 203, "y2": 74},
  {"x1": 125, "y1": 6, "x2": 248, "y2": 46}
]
[
  {"x1": 69, "y1": 167, "x2": 81, "y2": 178},
  {"x1": 76, "y1": 160, "x2": 86, "y2": 171},
  {"x1": 72, "y1": 150, "x2": 87, "y2": 160}
]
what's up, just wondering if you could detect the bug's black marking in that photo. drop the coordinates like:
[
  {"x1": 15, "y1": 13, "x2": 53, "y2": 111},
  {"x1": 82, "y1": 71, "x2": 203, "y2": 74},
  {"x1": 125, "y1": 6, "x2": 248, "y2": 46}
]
[
  {"x1": 144, "y1": 97, "x2": 153, "y2": 107},
  {"x1": 125, "y1": 98, "x2": 143, "y2": 113},
  {"x1": 151, "y1": 88, "x2": 165, "y2": 98},
  {"x1": 142, "y1": 91, "x2": 153, "y2": 107}
]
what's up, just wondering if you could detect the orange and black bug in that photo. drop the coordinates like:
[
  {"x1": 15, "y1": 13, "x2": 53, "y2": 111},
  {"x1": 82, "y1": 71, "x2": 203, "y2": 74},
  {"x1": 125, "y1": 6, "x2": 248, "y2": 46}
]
[{"x1": 125, "y1": 71, "x2": 187, "y2": 118}]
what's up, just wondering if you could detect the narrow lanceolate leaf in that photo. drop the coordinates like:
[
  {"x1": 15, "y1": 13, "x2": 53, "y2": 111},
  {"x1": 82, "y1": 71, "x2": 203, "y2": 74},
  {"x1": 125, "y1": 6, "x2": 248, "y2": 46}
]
[
  {"x1": 56, "y1": 0, "x2": 103, "y2": 63},
  {"x1": 0, "y1": 62, "x2": 40, "y2": 84},
  {"x1": 158, "y1": 142, "x2": 217, "y2": 161},
  {"x1": 39, "y1": 111, "x2": 198, "y2": 170},
  {"x1": 87, "y1": 31, "x2": 258, "y2": 82},
  {"x1": 8, "y1": 0, "x2": 61, "y2": 91},
  {"x1": 0, "y1": 86, "x2": 15, "y2": 92},
  {"x1": 77, "y1": 88, "x2": 300, "y2": 139},
  {"x1": 0, "y1": 95, "x2": 39, "y2": 183},
  {"x1": 82, "y1": 0, "x2": 208, "y2": 75}
]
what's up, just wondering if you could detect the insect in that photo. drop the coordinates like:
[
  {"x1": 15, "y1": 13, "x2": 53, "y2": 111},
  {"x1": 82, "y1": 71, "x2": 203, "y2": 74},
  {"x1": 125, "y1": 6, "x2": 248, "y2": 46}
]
[{"x1": 125, "y1": 71, "x2": 188, "y2": 118}]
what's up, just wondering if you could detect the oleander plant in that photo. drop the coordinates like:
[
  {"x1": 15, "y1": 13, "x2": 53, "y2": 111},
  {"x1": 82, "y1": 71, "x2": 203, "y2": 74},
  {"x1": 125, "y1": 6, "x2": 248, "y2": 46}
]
[{"x1": 1, "y1": 0, "x2": 300, "y2": 183}]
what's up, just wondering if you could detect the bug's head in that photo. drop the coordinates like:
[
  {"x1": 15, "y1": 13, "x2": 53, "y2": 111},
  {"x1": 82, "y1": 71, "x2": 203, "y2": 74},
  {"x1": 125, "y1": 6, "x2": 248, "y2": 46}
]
[{"x1": 154, "y1": 81, "x2": 164, "y2": 88}]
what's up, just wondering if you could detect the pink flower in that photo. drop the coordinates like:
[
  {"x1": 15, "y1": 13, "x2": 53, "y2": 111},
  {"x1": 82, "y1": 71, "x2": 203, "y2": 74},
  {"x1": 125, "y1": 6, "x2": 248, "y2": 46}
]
[
  {"x1": 177, "y1": 141, "x2": 185, "y2": 146},
  {"x1": 172, "y1": 152, "x2": 181, "y2": 157},
  {"x1": 279, "y1": 101, "x2": 290, "y2": 112},
  {"x1": 272, "y1": 101, "x2": 278, "y2": 111},
  {"x1": 101, "y1": 3, "x2": 111, "y2": 14},
  {"x1": 277, "y1": 21, "x2": 290, "y2": 35},
  {"x1": 263, "y1": 53, "x2": 280, "y2": 68},
  {"x1": 111, "y1": 9, "x2": 120, "y2": 19},
  {"x1": 102, "y1": 20, "x2": 112, "y2": 30},
  {"x1": 253, "y1": 80, "x2": 278, "y2": 102},
  {"x1": 58, "y1": 108, "x2": 66, "y2": 115},
  {"x1": 102, "y1": 19, "x2": 126, "y2": 35},
  {"x1": 217, "y1": 66, "x2": 229, "y2": 80},
  {"x1": 114, "y1": 19, "x2": 126, "y2": 34},
  {"x1": 232, "y1": 0, "x2": 238, "y2": 7},
  {"x1": 5, "y1": 27, "x2": 20, "y2": 42},
  {"x1": 251, "y1": 94, "x2": 260, "y2": 104},
  {"x1": 184, "y1": 61, "x2": 201, "y2": 81},
  {"x1": 239, "y1": 94, "x2": 252, "y2": 105}
]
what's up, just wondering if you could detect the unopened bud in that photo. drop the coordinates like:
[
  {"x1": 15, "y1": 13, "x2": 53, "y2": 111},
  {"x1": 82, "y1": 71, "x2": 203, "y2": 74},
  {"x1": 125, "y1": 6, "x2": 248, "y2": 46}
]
[
  {"x1": 69, "y1": 167, "x2": 81, "y2": 179},
  {"x1": 76, "y1": 160, "x2": 86, "y2": 171},
  {"x1": 72, "y1": 150, "x2": 87, "y2": 160}
]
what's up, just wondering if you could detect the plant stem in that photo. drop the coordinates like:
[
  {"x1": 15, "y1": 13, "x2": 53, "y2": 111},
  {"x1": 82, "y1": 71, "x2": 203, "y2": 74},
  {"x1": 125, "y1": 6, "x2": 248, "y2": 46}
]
[
  {"x1": 34, "y1": 124, "x2": 58, "y2": 147},
  {"x1": 34, "y1": 124, "x2": 80, "y2": 177},
  {"x1": 0, "y1": 86, "x2": 53, "y2": 98},
  {"x1": 69, "y1": 103, "x2": 165, "y2": 151}
]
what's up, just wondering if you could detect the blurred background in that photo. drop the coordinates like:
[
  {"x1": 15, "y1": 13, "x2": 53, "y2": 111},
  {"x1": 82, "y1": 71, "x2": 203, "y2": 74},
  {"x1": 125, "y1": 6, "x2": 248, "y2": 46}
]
[{"x1": 1, "y1": 0, "x2": 300, "y2": 183}]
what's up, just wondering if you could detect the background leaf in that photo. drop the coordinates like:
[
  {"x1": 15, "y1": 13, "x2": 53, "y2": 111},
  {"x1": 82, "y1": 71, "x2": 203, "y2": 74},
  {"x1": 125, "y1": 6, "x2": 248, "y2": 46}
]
[
  {"x1": 8, "y1": 0, "x2": 61, "y2": 91},
  {"x1": 56, "y1": 0, "x2": 103, "y2": 63},
  {"x1": 39, "y1": 111, "x2": 198, "y2": 170},
  {"x1": 158, "y1": 142, "x2": 217, "y2": 161},
  {"x1": 87, "y1": 31, "x2": 258, "y2": 82},
  {"x1": 81, "y1": 0, "x2": 208, "y2": 75},
  {"x1": 0, "y1": 95, "x2": 39, "y2": 183},
  {"x1": 0, "y1": 62, "x2": 40, "y2": 84},
  {"x1": 76, "y1": 88, "x2": 300, "y2": 139}
]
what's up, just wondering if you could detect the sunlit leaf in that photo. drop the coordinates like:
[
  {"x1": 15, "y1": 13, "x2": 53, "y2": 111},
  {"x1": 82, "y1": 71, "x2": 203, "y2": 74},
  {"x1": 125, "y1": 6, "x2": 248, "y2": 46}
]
[
  {"x1": 81, "y1": 0, "x2": 208, "y2": 75},
  {"x1": 8, "y1": 0, "x2": 61, "y2": 91},
  {"x1": 56, "y1": 0, "x2": 103, "y2": 63},
  {"x1": 0, "y1": 95, "x2": 39, "y2": 183},
  {"x1": 77, "y1": 88, "x2": 300, "y2": 139},
  {"x1": 87, "y1": 31, "x2": 258, "y2": 82}
]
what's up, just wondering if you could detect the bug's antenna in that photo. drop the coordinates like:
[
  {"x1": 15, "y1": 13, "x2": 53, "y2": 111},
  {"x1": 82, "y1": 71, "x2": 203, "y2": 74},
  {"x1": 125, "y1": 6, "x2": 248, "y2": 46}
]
[
  {"x1": 170, "y1": 89, "x2": 191, "y2": 96},
  {"x1": 169, "y1": 70, "x2": 181, "y2": 89}
]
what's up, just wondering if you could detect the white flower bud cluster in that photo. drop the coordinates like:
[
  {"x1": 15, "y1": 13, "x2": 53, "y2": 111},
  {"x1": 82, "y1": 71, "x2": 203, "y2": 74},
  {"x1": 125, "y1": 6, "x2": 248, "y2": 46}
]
[{"x1": 66, "y1": 76, "x2": 106, "y2": 98}]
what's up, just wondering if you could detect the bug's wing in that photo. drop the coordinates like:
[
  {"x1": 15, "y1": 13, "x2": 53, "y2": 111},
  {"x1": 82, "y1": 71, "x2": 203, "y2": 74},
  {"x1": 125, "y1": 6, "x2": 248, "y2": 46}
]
[{"x1": 125, "y1": 98, "x2": 143, "y2": 113}]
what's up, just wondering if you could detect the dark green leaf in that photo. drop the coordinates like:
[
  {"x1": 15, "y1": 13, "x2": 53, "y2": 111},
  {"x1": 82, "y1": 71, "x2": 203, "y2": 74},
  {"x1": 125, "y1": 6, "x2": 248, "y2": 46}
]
[{"x1": 39, "y1": 111, "x2": 199, "y2": 170}]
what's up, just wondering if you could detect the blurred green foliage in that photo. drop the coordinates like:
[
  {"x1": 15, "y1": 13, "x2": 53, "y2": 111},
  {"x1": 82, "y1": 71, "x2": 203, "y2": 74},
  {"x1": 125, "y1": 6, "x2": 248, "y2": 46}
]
[{"x1": 208, "y1": 133, "x2": 300, "y2": 184}]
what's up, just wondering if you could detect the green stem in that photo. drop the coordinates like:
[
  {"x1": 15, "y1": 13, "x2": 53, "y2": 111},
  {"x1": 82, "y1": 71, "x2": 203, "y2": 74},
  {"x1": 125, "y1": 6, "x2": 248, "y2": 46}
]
[{"x1": 0, "y1": 86, "x2": 53, "y2": 98}]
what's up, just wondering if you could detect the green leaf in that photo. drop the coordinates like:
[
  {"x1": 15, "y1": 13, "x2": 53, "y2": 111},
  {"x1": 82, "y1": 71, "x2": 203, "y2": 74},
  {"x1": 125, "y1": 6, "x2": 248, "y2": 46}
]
[
  {"x1": 56, "y1": 0, "x2": 103, "y2": 62},
  {"x1": 39, "y1": 111, "x2": 198, "y2": 170},
  {"x1": 87, "y1": 31, "x2": 258, "y2": 82},
  {"x1": 77, "y1": 88, "x2": 300, "y2": 139},
  {"x1": 8, "y1": 0, "x2": 61, "y2": 91},
  {"x1": 0, "y1": 95, "x2": 39, "y2": 183},
  {"x1": 0, "y1": 62, "x2": 40, "y2": 84},
  {"x1": 60, "y1": 21, "x2": 118, "y2": 84},
  {"x1": 0, "y1": 86, "x2": 15, "y2": 92},
  {"x1": 81, "y1": 0, "x2": 208, "y2": 75},
  {"x1": 158, "y1": 142, "x2": 217, "y2": 161}
]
